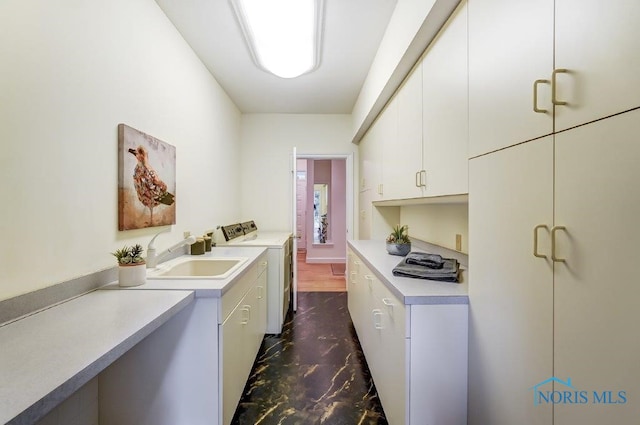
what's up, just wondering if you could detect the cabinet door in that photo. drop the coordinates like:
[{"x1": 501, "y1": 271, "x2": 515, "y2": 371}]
[
  {"x1": 359, "y1": 109, "x2": 385, "y2": 198},
  {"x1": 221, "y1": 297, "x2": 251, "y2": 425},
  {"x1": 554, "y1": 0, "x2": 640, "y2": 131},
  {"x1": 468, "y1": 0, "x2": 554, "y2": 157},
  {"x1": 554, "y1": 109, "x2": 640, "y2": 424},
  {"x1": 372, "y1": 282, "x2": 407, "y2": 425},
  {"x1": 468, "y1": 138, "x2": 554, "y2": 425},
  {"x1": 422, "y1": 1, "x2": 468, "y2": 196},
  {"x1": 383, "y1": 65, "x2": 423, "y2": 200}
]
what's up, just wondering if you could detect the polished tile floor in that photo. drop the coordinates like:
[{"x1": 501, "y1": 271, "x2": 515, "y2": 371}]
[{"x1": 232, "y1": 292, "x2": 388, "y2": 425}]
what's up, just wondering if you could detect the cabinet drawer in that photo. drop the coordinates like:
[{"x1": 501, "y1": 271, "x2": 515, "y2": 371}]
[{"x1": 221, "y1": 263, "x2": 257, "y2": 321}]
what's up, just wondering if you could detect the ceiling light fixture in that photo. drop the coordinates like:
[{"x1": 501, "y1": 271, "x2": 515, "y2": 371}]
[{"x1": 230, "y1": 0, "x2": 324, "y2": 79}]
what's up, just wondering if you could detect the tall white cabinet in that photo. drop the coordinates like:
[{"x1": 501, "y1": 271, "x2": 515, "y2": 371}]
[
  {"x1": 468, "y1": 0, "x2": 640, "y2": 422},
  {"x1": 553, "y1": 112, "x2": 640, "y2": 424}
]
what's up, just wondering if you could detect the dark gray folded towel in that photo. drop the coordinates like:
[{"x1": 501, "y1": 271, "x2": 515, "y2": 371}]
[
  {"x1": 404, "y1": 252, "x2": 445, "y2": 269},
  {"x1": 392, "y1": 257, "x2": 459, "y2": 283}
]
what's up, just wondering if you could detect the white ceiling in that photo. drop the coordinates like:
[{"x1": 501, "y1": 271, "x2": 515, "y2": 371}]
[{"x1": 154, "y1": 0, "x2": 398, "y2": 114}]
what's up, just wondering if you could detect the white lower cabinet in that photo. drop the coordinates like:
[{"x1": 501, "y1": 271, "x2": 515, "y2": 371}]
[
  {"x1": 221, "y1": 269, "x2": 267, "y2": 425},
  {"x1": 347, "y1": 248, "x2": 468, "y2": 425},
  {"x1": 99, "y1": 254, "x2": 268, "y2": 425}
]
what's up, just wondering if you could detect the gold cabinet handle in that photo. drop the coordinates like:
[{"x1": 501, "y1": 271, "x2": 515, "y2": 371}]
[
  {"x1": 552, "y1": 69, "x2": 569, "y2": 106},
  {"x1": 415, "y1": 171, "x2": 420, "y2": 188},
  {"x1": 551, "y1": 225, "x2": 567, "y2": 262},
  {"x1": 420, "y1": 170, "x2": 427, "y2": 188},
  {"x1": 533, "y1": 224, "x2": 549, "y2": 258},
  {"x1": 533, "y1": 79, "x2": 550, "y2": 113}
]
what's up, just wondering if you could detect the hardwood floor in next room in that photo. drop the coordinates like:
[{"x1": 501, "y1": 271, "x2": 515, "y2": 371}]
[
  {"x1": 231, "y1": 253, "x2": 388, "y2": 424},
  {"x1": 296, "y1": 251, "x2": 347, "y2": 292}
]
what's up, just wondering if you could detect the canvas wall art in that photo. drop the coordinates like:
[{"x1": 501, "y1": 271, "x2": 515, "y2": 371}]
[{"x1": 118, "y1": 124, "x2": 176, "y2": 230}]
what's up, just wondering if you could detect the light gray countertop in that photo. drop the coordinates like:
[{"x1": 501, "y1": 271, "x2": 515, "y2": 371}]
[
  {"x1": 102, "y1": 246, "x2": 268, "y2": 297},
  {"x1": 348, "y1": 240, "x2": 469, "y2": 305},
  {"x1": 0, "y1": 289, "x2": 194, "y2": 425}
]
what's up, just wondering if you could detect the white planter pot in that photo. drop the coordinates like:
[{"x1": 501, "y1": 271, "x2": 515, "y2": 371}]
[{"x1": 118, "y1": 263, "x2": 147, "y2": 287}]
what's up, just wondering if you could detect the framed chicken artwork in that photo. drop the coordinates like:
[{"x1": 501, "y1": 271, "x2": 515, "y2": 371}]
[{"x1": 118, "y1": 124, "x2": 176, "y2": 230}]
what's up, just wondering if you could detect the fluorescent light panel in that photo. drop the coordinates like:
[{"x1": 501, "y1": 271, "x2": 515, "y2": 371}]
[{"x1": 231, "y1": 0, "x2": 323, "y2": 79}]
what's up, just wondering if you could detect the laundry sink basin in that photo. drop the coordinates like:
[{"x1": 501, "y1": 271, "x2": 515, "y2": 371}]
[{"x1": 148, "y1": 257, "x2": 248, "y2": 280}]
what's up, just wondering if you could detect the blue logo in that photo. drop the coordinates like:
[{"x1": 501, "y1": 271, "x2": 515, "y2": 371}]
[{"x1": 530, "y1": 376, "x2": 627, "y2": 406}]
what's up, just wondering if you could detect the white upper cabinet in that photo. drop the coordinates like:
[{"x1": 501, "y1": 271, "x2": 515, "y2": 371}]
[
  {"x1": 374, "y1": 0, "x2": 470, "y2": 202},
  {"x1": 422, "y1": 1, "x2": 468, "y2": 197},
  {"x1": 469, "y1": 0, "x2": 640, "y2": 157},
  {"x1": 554, "y1": 0, "x2": 640, "y2": 131},
  {"x1": 468, "y1": 0, "x2": 554, "y2": 157},
  {"x1": 383, "y1": 64, "x2": 423, "y2": 200}
]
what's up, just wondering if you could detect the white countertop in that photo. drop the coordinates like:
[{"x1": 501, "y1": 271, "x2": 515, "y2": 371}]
[
  {"x1": 103, "y1": 246, "x2": 268, "y2": 297},
  {"x1": 0, "y1": 289, "x2": 194, "y2": 425},
  {"x1": 348, "y1": 240, "x2": 469, "y2": 305}
]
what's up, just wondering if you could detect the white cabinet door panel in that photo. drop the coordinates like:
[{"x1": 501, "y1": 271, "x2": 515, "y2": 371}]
[
  {"x1": 554, "y1": 0, "x2": 640, "y2": 131},
  {"x1": 554, "y1": 109, "x2": 640, "y2": 424},
  {"x1": 422, "y1": 2, "x2": 468, "y2": 196},
  {"x1": 468, "y1": 0, "x2": 554, "y2": 157},
  {"x1": 385, "y1": 65, "x2": 423, "y2": 200},
  {"x1": 468, "y1": 138, "x2": 554, "y2": 425}
]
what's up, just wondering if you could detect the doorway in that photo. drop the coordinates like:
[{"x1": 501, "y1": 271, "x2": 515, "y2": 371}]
[{"x1": 292, "y1": 154, "x2": 353, "y2": 294}]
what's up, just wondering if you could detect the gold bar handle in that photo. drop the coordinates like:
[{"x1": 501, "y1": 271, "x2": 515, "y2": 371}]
[
  {"x1": 551, "y1": 225, "x2": 567, "y2": 262},
  {"x1": 533, "y1": 224, "x2": 549, "y2": 258},
  {"x1": 552, "y1": 69, "x2": 568, "y2": 106},
  {"x1": 415, "y1": 171, "x2": 420, "y2": 188},
  {"x1": 533, "y1": 79, "x2": 550, "y2": 113},
  {"x1": 420, "y1": 170, "x2": 427, "y2": 188}
]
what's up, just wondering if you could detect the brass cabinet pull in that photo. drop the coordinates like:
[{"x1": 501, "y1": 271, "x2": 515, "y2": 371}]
[
  {"x1": 551, "y1": 225, "x2": 567, "y2": 262},
  {"x1": 533, "y1": 224, "x2": 549, "y2": 258},
  {"x1": 415, "y1": 171, "x2": 420, "y2": 187},
  {"x1": 420, "y1": 170, "x2": 427, "y2": 188},
  {"x1": 552, "y1": 69, "x2": 569, "y2": 106},
  {"x1": 533, "y1": 79, "x2": 550, "y2": 113}
]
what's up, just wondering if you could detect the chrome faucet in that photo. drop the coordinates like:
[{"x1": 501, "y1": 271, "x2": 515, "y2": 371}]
[{"x1": 146, "y1": 229, "x2": 197, "y2": 268}]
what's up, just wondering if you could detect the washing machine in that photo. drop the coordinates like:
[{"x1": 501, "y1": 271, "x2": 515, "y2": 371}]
[{"x1": 220, "y1": 221, "x2": 293, "y2": 334}]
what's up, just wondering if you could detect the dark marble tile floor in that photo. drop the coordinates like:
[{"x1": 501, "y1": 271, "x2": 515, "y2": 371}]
[{"x1": 232, "y1": 292, "x2": 388, "y2": 425}]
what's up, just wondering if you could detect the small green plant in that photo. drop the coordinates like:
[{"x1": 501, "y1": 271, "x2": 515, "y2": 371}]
[
  {"x1": 111, "y1": 244, "x2": 145, "y2": 265},
  {"x1": 386, "y1": 224, "x2": 410, "y2": 244}
]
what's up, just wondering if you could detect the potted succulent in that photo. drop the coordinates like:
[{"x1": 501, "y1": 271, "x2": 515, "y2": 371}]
[
  {"x1": 386, "y1": 224, "x2": 411, "y2": 256},
  {"x1": 112, "y1": 244, "x2": 146, "y2": 287}
]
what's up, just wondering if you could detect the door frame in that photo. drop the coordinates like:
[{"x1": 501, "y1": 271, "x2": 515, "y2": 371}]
[{"x1": 291, "y1": 150, "x2": 354, "y2": 310}]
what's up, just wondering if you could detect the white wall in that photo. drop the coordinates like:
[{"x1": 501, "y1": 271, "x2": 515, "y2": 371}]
[
  {"x1": 401, "y1": 204, "x2": 468, "y2": 253},
  {"x1": 0, "y1": 0, "x2": 241, "y2": 301},
  {"x1": 239, "y1": 114, "x2": 356, "y2": 232}
]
